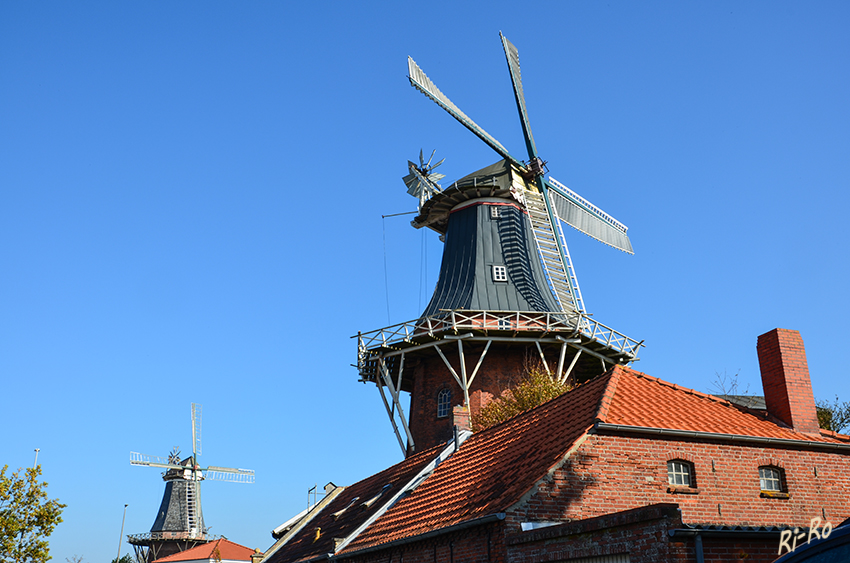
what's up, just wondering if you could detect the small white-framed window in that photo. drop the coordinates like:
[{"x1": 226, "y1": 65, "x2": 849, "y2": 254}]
[
  {"x1": 759, "y1": 466, "x2": 783, "y2": 492},
  {"x1": 667, "y1": 460, "x2": 694, "y2": 487},
  {"x1": 437, "y1": 388, "x2": 452, "y2": 418},
  {"x1": 492, "y1": 265, "x2": 507, "y2": 282},
  {"x1": 490, "y1": 206, "x2": 502, "y2": 219}
]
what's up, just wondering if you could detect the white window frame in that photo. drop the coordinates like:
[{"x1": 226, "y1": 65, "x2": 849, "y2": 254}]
[
  {"x1": 436, "y1": 388, "x2": 452, "y2": 419},
  {"x1": 759, "y1": 466, "x2": 783, "y2": 492},
  {"x1": 667, "y1": 460, "x2": 693, "y2": 487},
  {"x1": 492, "y1": 265, "x2": 507, "y2": 282},
  {"x1": 490, "y1": 206, "x2": 502, "y2": 219}
]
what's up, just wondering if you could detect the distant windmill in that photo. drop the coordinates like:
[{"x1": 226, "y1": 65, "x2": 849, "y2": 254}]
[{"x1": 127, "y1": 403, "x2": 254, "y2": 563}]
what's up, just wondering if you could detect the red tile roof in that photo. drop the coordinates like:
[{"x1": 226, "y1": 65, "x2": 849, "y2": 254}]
[
  {"x1": 266, "y1": 365, "x2": 846, "y2": 560},
  {"x1": 599, "y1": 366, "x2": 845, "y2": 443},
  {"x1": 264, "y1": 443, "x2": 446, "y2": 563},
  {"x1": 153, "y1": 538, "x2": 254, "y2": 562},
  {"x1": 342, "y1": 373, "x2": 610, "y2": 553}
]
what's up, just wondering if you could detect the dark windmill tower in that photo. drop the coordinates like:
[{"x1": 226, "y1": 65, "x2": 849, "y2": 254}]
[
  {"x1": 356, "y1": 34, "x2": 643, "y2": 455},
  {"x1": 127, "y1": 403, "x2": 255, "y2": 562}
]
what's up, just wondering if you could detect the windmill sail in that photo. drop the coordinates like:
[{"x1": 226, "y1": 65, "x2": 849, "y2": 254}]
[
  {"x1": 205, "y1": 467, "x2": 255, "y2": 483},
  {"x1": 407, "y1": 57, "x2": 525, "y2": 170},
  {"x1": 545, "y1": 177, "x2": 633, "y2": 254},
  {"x1": 501, "y1": 32, "x2": 538, "y2": 160}
]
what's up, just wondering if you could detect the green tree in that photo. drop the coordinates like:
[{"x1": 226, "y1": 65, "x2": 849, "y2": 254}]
[
  {"x1": 816, "y1": 396, "x2": 850, "y2": 433},
  {"x1": 110, "y1": 555, "x2": 134, "y2": 563},
  {"x1": 0, "y1": 465, "x2": 66, "y2": 563},
  {"x1": 471, "y1": 365, "x2": 571, "y2": 431}
]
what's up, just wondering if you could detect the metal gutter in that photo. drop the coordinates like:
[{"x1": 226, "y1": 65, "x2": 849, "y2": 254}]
[
  {"x1": 331, "y1": 512, "x2": 507, "y2": 560},
  {"x1": 593, "y1": 423, "x2": 850, "y2": 452},
  {"x1": 669, "y1": 528, "x2": 783, "y2": 540}
]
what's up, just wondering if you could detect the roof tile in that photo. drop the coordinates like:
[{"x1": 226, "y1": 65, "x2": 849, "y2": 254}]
[
  {"x1": 602, "y1": 366, "x2": 845, "y2": 443},
  {"x1": 264, "y1": 444, "x2": 445, "y2": 563},
  {"x1": 153, "y1": 538, "x2": 254, "y2": 562}
]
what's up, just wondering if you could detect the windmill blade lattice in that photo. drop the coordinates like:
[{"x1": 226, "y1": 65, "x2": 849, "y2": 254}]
[
  {"x1": 192, "y1": 402, "x2": 202, "y2": 460},
  {"x1": 501, "y1": 32, "x2": 539, "y2": 162},
  {"x1": 407, "y1": 57, "x2": 525, "y2": 170},
  {"x1": 545, "y1": 178, "x2": 633, "y2": 254}
]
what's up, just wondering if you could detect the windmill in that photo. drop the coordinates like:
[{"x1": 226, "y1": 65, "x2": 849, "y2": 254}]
[
  {"x1": 406, "y1": 32, "x2": 633, "y2": 316},
  {"x1": 355, "y1": 34, "x2": 644, "y2": 456},
  {"x1": 127, "y1": 403, "x2": 254, "y2": 563}
]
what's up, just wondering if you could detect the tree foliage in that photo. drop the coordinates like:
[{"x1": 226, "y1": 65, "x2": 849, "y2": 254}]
[
  {"x1": 816, "y1": 396, "x2": 850, "y2": 433},
  {"x1": 110, "y1": 555, "x2": 133, "y2": 563},
  {"x1": 0, "y1": 465, "x2": 66, "y2": 563},
  {"x1": 471, "y1": 365, "x2": 571, "y2": 432}
]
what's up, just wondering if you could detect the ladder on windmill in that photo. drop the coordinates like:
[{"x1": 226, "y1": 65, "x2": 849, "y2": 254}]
[
  {"x1": 186, "y1": 481, "x2": 200, "y2": 538},
  {"x1": 523, "y1": 189, "x2": 586, "y2": 317}
]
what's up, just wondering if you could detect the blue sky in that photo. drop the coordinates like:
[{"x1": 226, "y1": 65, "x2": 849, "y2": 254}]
[{"x1": 2, "y1": 2, "x2": 849, "y2": 561}]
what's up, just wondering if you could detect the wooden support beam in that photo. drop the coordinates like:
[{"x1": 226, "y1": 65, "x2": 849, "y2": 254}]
[
  {"x1": 434, "y1": 345, "x2": 465, "y2": 389},
  {"x1": 467, "y1": 340, "x2": 492, "y2": 388},
  {"x1": 376, "y1": 379, "x2": 406, "y2": 455},
  {"x1": 561, "y1": 349, "x2": 582, "y2": 385},
  {"x1": 556, "y1": 340, "x2": 568, "y2": 382},
  {"x1": 458, "y1": 339, "x2": 470, "y2": 407},
  {"x1": 379, "y1": 359, "x2": 415, "y2": 452},
  {"x1": 535, "y1": 341, "x2": 551, "y2": 375}
]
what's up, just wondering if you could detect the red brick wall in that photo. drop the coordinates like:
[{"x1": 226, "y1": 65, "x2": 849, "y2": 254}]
[
  {"x1": 506, "y1": 502, "x2": 795, "y2": 563},
  {"x1": 507, "y1": 433, "x2": 850, "y2": 530},
  {"x1": 408, "y1": 345, "x2": 547, "y2": 453},
  {"x1": 507, "y1": 504, "x2": 686, "y2": 563},
  {"x1": 337, "y1": 523, "x2": 506, "y2": 563},
  {"x1": 757, "y1": 328, "x2": 820, "y2": 435}
]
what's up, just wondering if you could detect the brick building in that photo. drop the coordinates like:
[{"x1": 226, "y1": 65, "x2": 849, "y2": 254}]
[{"x1": 258, "y1": 328, "x2": 850, "y2": 563}]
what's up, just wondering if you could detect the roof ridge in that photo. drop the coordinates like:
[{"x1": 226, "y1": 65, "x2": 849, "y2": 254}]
[
  {"x1": 594, "y1": 366, "x2": 622, "y2": 423},
  {"x1": 820, "y1": 428, "x2": 850, "y2": 442},
  {"x1": 624, "y1": 366, "x2": 744, "y2": 408},
  {"x1": 334, "y1": 431, "x2": 470, "y2": 555}
]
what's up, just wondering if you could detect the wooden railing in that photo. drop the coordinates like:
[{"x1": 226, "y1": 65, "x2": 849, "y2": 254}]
[{"x1": 356, "y1": 310, "x2": 642, "y2": 368}]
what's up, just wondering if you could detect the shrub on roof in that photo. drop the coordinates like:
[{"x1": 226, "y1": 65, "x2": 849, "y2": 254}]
[{"x1": 471, "y1": 365, "x2": 571, "y2": 432}]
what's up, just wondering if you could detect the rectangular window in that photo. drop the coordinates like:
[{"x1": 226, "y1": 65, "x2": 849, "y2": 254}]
[
  {"x1": 759, "y1": 467, "x2": 783, "y2": 491},
  {"x1": 667, "y1": 460, "x2": 692, "y2": 487},
  {"x1": 492, "y1": 265, "x2": 507, "y2": 282},
  {"x1": 490, "y1": 206, "x2": 502, "y2": 219}
]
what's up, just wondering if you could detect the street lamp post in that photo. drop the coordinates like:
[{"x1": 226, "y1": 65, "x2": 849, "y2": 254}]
[{"x1": 117, "y1": 504, "x2": 128, "y2": 562}]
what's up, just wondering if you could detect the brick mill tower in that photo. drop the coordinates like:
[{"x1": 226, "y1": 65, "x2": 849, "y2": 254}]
[{"x1": 356, "y1": 34, "x2": 644, "y2": 455}]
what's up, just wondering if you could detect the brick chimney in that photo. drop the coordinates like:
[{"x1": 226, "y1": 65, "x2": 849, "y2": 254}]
[
  {"x1": 453, "y1": 405, "x2": 471, "y2": 433},
  {"x1": 756, "y1": 328, "x2": 820, "y2": 435}
]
